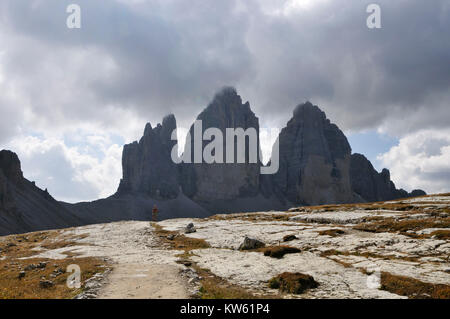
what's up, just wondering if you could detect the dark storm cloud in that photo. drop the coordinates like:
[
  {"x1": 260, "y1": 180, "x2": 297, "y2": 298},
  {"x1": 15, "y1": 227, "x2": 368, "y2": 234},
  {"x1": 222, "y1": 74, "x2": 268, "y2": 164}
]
[{"x1": 0, "y1": 0, "x2": 449, "y2": 137}]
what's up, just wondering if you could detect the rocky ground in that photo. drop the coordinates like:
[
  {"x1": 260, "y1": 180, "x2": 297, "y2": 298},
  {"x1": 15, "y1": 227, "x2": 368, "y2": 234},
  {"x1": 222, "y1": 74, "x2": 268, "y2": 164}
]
[{"x1": 0, "y1": 194, "x2": 449, "y2": 299}]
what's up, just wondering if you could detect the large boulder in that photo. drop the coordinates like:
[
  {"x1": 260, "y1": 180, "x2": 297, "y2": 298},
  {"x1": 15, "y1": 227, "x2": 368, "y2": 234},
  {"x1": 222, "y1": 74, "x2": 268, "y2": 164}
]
[{"x1": 272, "y1": 102, "x2": 355, "y2": 205}]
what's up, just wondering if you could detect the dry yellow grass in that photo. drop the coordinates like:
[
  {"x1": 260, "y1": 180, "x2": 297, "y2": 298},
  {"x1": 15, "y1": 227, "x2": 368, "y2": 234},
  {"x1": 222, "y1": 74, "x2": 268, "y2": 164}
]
[
  {"x1": 0, "y1": 229, "x2": 108, "y2": 299},
  {"x1": 318, "y1": 229, "x2": 346, "y2": 237},
  {"x1": 268, "y1": 272, "x2": 318, "y2": 294},
  {"x1": 207, "y1": 213, "x2": 293, "y2": 223},
  {"x1": 354, "y1": 217, "x2": 450, "y2": 235},
  {"x1": 259, "y1": 246, "x2": 301, "y2": 259},
  {"x1": 193, "y1": 265, "x2": 272, "y2": 299},
  {"x1": 151, "y1": 223, "x2": 210, "y2": 251},
  {"x1": 429, "y1": 230, "x2": 450, "y2": 240},
  {"x1": 0, "y1": 257, "x2": 106, "y2": 299},
  {"x1": 380, "y1": 272, "x2": 450, "y2": 299},
  {"x1": 319, "y1": 249, "x2": 443, "y2": 263}
]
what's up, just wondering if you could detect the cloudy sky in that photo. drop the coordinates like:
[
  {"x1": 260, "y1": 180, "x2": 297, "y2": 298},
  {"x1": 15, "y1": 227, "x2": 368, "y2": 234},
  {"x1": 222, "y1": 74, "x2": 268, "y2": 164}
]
[{"x1": 1, "y1": 0, "x2": 449, "y2": 202}]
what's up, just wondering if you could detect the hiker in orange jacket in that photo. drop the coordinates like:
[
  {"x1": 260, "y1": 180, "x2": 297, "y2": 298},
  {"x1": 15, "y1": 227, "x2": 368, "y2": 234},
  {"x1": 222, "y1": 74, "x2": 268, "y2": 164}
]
[{"x1": 152, "y1": 205, "x2": 159, "y2": 221}]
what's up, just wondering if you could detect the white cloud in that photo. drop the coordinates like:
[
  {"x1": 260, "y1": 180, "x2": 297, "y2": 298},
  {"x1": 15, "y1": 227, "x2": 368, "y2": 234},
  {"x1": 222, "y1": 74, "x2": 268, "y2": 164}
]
[
  {"x1": 378, "y1": 129, "x2": 450, "y2": 194},
  {"x1": 5, "y1": 134, "x2": 122, "y2": 203},
  {"x1": 0, "y1": 0, "x2": 449, "y2": 202}
]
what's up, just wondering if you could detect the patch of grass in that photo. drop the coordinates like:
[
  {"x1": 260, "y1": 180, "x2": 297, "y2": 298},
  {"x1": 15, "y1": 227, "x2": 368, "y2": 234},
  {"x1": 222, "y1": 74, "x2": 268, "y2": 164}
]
[
  {"x1": 320, "y1": 249, "x2": 349, "y2": 257},
  {"x1": 0, "y1": 231, "x2": 90, "y2": 259},
  {"x1": 430, "y1": 230, "x2": 450, "y2": 240},
  {"x1": 354, "y1": 217, "x2": 450, "y2": 234},
  {"x1": 380, "y1": 272, "x2": 450, "y2": 299},
  {"x1": 0, "y1": 257, "x2": 107, "y2": 299},
  {"x1": 268, "y1": 272, "x2": 318, "y2": 294},
  {"x1": 290, "y1": 201, "x2": 425, "y2": 214},
  {"x1": 192, "y1": 265, "x2": 278, "y2": 299},
  {"x1": 40, "y1": 233, "x2": 89, "y2": 250},
  {"x1": 207, "y1": 213, "x2": 293, "y2": 223},
  {"x1": 319, "y1": 249, "x2": 433, "y2": 264},
  {"x1": 318, "y1": 229, "x2": 346, "y2": 237},
  {"x1": 152, "y1": 223, "x2": 210, "y2": 252},
  {"x1": 0, "y1": 231, "x2": 59, "y2": 258},
  {"x1": 319, "y1": 250, "x2": 354, "y2": 268},
  {"x1": 0, "y1": 229, "x2": 108, "y2": 299},
  {"x1": 261, "y1": 246, "x2": 301, "y2": 259}
]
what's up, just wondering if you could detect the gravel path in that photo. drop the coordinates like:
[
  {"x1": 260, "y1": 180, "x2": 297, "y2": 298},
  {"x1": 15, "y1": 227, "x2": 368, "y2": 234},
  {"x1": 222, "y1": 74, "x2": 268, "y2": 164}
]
[{"x1": 30, "y1": 221, "x2": 191, "y2": 299}]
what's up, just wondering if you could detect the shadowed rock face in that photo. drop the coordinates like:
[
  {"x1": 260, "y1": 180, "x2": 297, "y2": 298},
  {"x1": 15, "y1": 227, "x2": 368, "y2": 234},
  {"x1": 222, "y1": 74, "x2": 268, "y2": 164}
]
[
  {"x1": 180, "y1": 87, "x2": 262, "y2": 202},
  {"x1": 0, "y1": 151, "x2": 23, "y2": 186},
  {"x1": 114, "y1": 91, "x2": 425, "y2": 212},
  {"x1": 117, "y1": 114, "x2": 180, "y2": 199},
  {"x1": 0, "y1": 150, "x2": 83, "y2": 236},
  {"x1": 272, "y1": 102, "x2": 355, "y2": 205},
  {"x1": 1, "y1": 88, "x2": 428, "y2": 236},
  {"x1": 350, "y1": 153, "x2": 426, "y2": 202},
  {"x1": 0, "y1": 151, "x2": 20, "y2": 211}
]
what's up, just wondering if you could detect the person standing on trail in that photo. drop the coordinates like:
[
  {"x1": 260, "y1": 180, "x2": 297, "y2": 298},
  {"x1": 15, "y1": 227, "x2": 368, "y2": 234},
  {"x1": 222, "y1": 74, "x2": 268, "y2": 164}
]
[{"x1": 152, "y1": 204, "x2": 159, "y2": 221}]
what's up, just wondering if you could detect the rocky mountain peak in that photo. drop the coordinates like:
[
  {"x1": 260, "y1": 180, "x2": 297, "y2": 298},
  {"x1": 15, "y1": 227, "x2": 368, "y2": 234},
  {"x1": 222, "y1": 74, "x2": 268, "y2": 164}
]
[
  {"x1": 200, "y1": 87, "x2": 249, "y2": 116},
  {"x1": 117, "y1": 114, "x2": 179, "y2": 199},
  {"x1": 179, "y1": 87, "x2": 262, "y2": 208},
  {"x1": 272, "y1": 102, "x2": 354, "y2": 205},
  {"x1": 293, "y1": 101, "x2": 325, "y2": 119},
  {"x1": 350, "y1": 153, "x2": 425, "y2": 202},
  {"x1": 0, "y1": 150, "x2": 23, "y2": 185},
  {"x1": 143, "y1": 122, "x2": 152, "y2": 136}
]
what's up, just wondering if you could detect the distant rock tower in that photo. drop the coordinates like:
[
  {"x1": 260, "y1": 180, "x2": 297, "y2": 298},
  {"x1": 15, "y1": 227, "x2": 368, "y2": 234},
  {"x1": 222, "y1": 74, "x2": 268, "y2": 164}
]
[
  {"x1": 117, "y1": 114, "x2": 180, "y2": 199},
  {"x1": 272, "y1": 102, "x2": 355, "y2": 205}
]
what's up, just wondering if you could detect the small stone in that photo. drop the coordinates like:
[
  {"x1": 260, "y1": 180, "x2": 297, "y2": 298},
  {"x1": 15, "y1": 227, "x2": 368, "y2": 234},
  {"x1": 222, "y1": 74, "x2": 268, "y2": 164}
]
[
  {"x1": 24, "y1": 264, "x2": 37, "y2": 271},
  {"x1": 37, "y1": 262, "x2": 47, "y2": 269},
  {"x1": 52, "y1": 268, "x2": 64, "y2": 277},
  {"x1": 18, "y1": 271, "x2": 26, "y2": 279},
  {"x1": 283, "y1": 235, "x2": 297, "y2": 242},
  {"x1": 176, "y1": 259, "x2": 192, "y2": 267},
  {"x1": 167, "y1": 234, "x2": 176, "y2": 240},
  {"x1": 184, "y1": 223, "x2": 196, "y2": 234},
  {"x1": 39, "y1": 280, "x2": 54, "y2": 289}
]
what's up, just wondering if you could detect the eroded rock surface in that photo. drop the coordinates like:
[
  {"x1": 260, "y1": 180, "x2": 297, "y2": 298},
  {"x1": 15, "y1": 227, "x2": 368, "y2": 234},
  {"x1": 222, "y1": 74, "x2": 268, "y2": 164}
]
[{"x1": 10, "y1": 194, "x2": 449, "y2": 299}]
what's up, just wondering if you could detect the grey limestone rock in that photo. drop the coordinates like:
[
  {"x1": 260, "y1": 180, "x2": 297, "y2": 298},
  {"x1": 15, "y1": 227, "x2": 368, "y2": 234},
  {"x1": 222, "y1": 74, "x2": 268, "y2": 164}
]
[
  {"x1": 117, "y1": 114, "x2": 179, "y2": 199},
  {"x1": 350, "y1": 153, "x2": 426, "y2": 202},
  {"x1": 272, "y1": 102, "x2": 354, "y2": 205}
]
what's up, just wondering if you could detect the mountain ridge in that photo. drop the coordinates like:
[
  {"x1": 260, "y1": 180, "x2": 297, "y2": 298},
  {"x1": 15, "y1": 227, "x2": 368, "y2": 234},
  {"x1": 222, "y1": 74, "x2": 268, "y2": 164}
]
[{"x1": 0, "y1": 87, "x2": 426, "y2": 235}]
